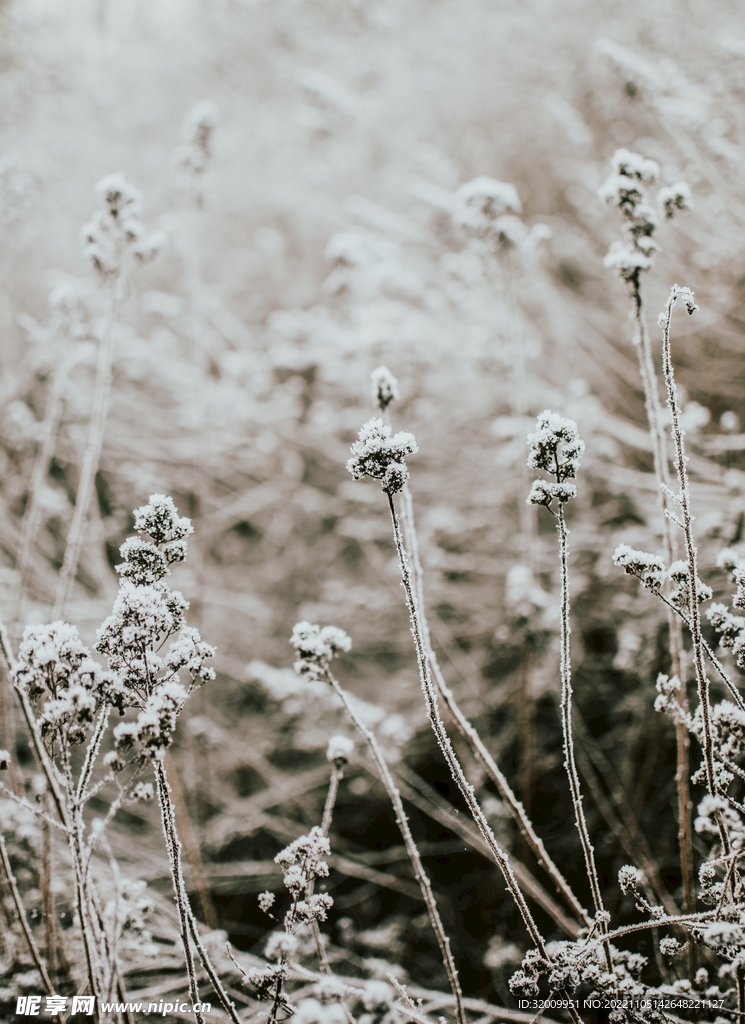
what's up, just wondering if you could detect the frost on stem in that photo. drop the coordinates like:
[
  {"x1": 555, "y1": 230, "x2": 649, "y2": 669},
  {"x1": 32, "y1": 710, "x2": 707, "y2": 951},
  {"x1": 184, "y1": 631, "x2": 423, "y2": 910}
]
[
  {"x1": 370, "y1": 365, "x2": 399, "y2": 413},
  {"x1": 81, "y1": 172, "x2": 164, "y2": 278},
  {"x1": 347, "y1": 418, "x2": 418, "y2": 494}
]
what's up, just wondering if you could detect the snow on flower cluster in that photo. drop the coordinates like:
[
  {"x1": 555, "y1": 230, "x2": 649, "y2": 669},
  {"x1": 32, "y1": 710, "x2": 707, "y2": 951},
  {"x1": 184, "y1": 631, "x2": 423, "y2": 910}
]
[
  {"x1": 290, "y1": 621, "x2": 351, "y2": 681},
  {"x1": 599, "y1": 148, "x2": 690, "y2": 287},
  {"x1": 81, "y1": 173, "x2": 164, "y2": 278},
  {"x1": 347, "y1": 418, "x2": 418, "y2": 494},
  {"x1": 93, "y1": 494, "x2": 215, "y2": 763},
  {"x1": 13, "y1": 621, "x2": 124, "y2": 745},
  {"x1": 526, "y1": 410, "x2": 584, "y2": 507}
]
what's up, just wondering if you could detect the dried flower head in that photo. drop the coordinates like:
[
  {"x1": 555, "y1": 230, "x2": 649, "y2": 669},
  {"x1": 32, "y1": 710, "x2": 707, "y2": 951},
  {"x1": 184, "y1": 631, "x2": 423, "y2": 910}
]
[
  {"x1": 82, "y1": 173, "x2": 163, "y2": 277},
  {"x1": 658, "y1": 182, "x2": 692, "y2": 219},
  {"x1": 347, "y1": 418, "x2": 418, "y2": 494},
  {"x1": 326, "y1": 734, "x2": 354, "y2": 765},
  {"x1": 258, "y1": 891, "x2": 276, "y2": 914},
  {"x1": 0, "y1": 750, "x2": 10, "y2": 771},
  {"x1": 618, "y1": 864, "x2": 644, "y2": 895},
  {"x1": 370, "y1": 365, "x2": 399, "y2": 412},
  {"x1": 454, "y1": 176, "x2": 522, "y2": 234},
  {"x1": 291, "y1": 621, "x2": 351, "y2": 681}
]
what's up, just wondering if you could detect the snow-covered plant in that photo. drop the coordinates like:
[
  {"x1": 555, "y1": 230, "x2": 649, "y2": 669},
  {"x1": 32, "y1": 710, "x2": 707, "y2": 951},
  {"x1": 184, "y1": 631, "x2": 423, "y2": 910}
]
[{"x1": 0, "y1": 495, "x2": 238, "y2": 1024}]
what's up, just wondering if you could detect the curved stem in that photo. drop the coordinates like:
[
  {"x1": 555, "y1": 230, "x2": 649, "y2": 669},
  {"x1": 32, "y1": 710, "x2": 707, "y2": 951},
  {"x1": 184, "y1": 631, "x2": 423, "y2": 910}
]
[
  {"x1": 324, "y1": 667, "x2": 467, "y2": 1024},
  {"x1": 386, "y1": 491, "x2": 548, "y2": 958},
  {"x1": 154, "y1": 759, "x2": 205, "y2": 1024},
  {"x1": 402, "y1": 486, "x2": 590, "y2": 929}
]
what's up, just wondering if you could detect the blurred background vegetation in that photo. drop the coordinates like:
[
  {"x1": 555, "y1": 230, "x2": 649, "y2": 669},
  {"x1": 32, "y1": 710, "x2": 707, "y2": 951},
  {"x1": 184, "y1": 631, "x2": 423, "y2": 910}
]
[{"x1": 2, "y1": 0, "x2": 745, "y2": 1011}]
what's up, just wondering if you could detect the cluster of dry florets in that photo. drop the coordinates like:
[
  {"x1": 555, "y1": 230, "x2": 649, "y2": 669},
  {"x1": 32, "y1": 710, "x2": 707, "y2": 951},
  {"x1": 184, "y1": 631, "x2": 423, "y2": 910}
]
[
  {"x1": 600, "y1": 148, "x2": 690, "y2": 287},
  {"x1": 81, "y1": 172, "x2": 164, "y2": 278},
  {"x1": 346, "y1": 418, "x2": 418, "y2": 495},
  {"x1": 526, "y1": 410, "x2": 584, "y2": 508}
]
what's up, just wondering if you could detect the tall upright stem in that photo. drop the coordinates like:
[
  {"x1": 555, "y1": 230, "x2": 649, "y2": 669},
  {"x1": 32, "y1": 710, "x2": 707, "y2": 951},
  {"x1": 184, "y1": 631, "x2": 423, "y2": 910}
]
[
  {"x1": 386, "y1": 492, "x2": 549, "y2": 958},
  {"x1": 556, "y1": 506, "x2": 610, "y2": 968},
  {"x1": 400, "y1": 487, "x2": 590, "y2": 929},
  {"x1": 324, "y1": 667, "x2": 467, "y2": 1024},
  {"x1": 659, "y1": 291, "x2": 720, "y2": 812},
  {"x1": 632, "y1": 283, "x2": 694, "y2": 920},
  {"x1": 54, "y1": 282, "x2": 119, "y2": 619},
  {"x1": 154, "y1": 760, "x2": 205, "y2": 1024}
]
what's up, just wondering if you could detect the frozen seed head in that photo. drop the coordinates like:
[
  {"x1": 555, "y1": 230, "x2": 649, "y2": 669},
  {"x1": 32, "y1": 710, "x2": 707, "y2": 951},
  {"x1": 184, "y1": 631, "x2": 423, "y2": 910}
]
[
  {"x1": 658, "y1": 182, "x2": 692, "y2": 220},
  {"x1": 291, "y1": 621, "x2": 351, "y2": 680},
  {"x1": 82, "y1": 173, "x2": 162, "y2": 277},
  {"x1": 610, "y1": 148, "x2": 660, "y2": 184},
  {"x1": 527, "y1": 411, "x2": 584, "y2": 479},
  {"x1": 527, "y1": 480, "x2": 576, "y2": 507},
  {"x1": 618, "y1": 864, "x2": 644, "y2": 895},
  {"x1": 347, "y1": 418, "x2": 418, "y2": 493},
  {"x1": 603, "y1": 240, "x2": 652, "y2": 283},
  {"x1": 181, "y1": 99, "x2": 220, "y2": 156},
  {"x1": 370, "y1": 365, "x2": 399, "y2": 412},
  {"x1": 659, "y1": 937, "x2": 682, "y2": 957},
  {"x1": 326, "y1": 734, "x2": 354, "y2": 765},
  {"x1": 134, "y1": 494, "x2": 193, "y2": 547},
  {"x1": 0, "y1": 750, "x2": 10, "y2": 771},
  {"x1": 454, "y1": 176, "x2": 522, "y2": 233},
  {"x1": 258, "y1": 891, "x2": 276, "y2": 914},
  {"x1": 265, "y1": 931, "x2": 299, "y2": 962},
  {"x1": 612, "y1": 543, "x2": 667, "y2": 592},
  {"x1": 131, "y1": 782, "x2": 154, "y2": 802}
]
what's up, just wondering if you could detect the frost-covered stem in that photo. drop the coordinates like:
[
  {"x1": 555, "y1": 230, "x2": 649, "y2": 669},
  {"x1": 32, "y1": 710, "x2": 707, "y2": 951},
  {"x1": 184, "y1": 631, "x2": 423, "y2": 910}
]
[
  {"x1": 324, "y1": 667, "x2": 467, "y2": 1024},
  {"x1": 165, "y1": 750, "x2": 217, "y2": 930},
  {"x1": 0, "y1": 829, "x2": 55, "y2": 995},
  {"x1": 402, "y1": 490, "x2": 590, "y2": 929},
  {"x1": 632, "y1": 282, "x2": 695, "y2": 919},
  {"x1": 659, "y1": 289, "x2": 719, "y2": 809},
  {"x1": 556, "y1": 505, "x2": 610, "y2": 966},
  {"x1": 64, "y1": 753, "x2": 106, "y2": 1005},
  {"x1": 54, "y1": 281, "x2": 119, "y2": 619},
  {"x1": 186, "y1": 910, "x2": 242, "y2": 1024},
  {"x1": 400, "y1": 486, "x2": 589, "y2": 927},
  {"x1": 386, "y1": 493, "x2": 549, "y2": 958},
  {"x1": 77, "y1": 708, "x2": 110, "y2": 804},
  {"x1": 11, "y1": 343, "x2": 70, "y2": 630},
  {"x1": 154, "y1": 759, "x2": 205, "y2": 1024},
  {"x1": 306, "y1": 764, "x2": 343, "y2": 976}
]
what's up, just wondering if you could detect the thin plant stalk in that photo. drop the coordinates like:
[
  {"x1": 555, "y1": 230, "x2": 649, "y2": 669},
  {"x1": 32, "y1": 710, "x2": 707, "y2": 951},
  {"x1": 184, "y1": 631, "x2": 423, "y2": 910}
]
[
  {"x1": 632, "y1": 281, "x2": 695, "y2": 921},
  {"x1": 0, "y1": 830, "x2": 55, "y2": 995},
  {"x1": 323, "y1": 666, "x2": 467, "y2": 1024},
  {"x1": 165, "y1": 750, "x2": 218, "y2": 930},
  {"x1": 54, "y1": 282, "x2": 119, "y2": 619},
  {"x1": 154, "y1": 759, "x2": 205, "y2": 1024},
  {"x1": 399, "y1": 486, "x2": 591, "y2": 930},
  {"x1": 555, "y1": 504, "x2": 612, "y2": 970},
  {"x1": 307, "y1": 761, "x2": 344, "y2": 975},
  {"x1": 659, "y1": 289, "x2": 721, "y2": 817},
  {"x1": 385, "y1": 493, "x2": 550, "y2": 959}
]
